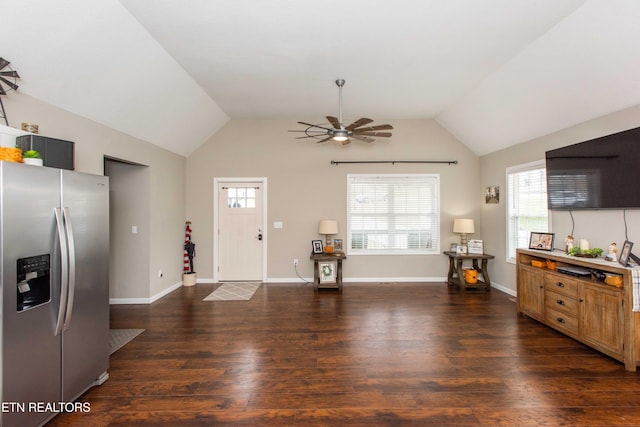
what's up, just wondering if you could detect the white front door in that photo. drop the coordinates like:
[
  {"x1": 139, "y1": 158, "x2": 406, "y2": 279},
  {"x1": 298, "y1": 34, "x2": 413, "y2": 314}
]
[{"x1": 215, "y1": 179, "x2": 265, "y2": 281}]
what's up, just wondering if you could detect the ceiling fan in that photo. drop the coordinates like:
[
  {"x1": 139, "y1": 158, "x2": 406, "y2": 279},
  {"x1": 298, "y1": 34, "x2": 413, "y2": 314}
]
[
  {"x1": 0, "y1": 58, "x2": 20, "y2": 126},
  {"x1": 290, "y1": 79, "x2": 393, "y2": 145}
]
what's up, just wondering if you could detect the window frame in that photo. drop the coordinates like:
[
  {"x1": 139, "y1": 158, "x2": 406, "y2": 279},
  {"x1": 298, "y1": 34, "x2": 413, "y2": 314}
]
[
  {"x1": 346, "y1": 173, "x2": 440, "y2": 256},
  {"x1": 505, "y1": 160, "x2": 550, "y2": 264}
]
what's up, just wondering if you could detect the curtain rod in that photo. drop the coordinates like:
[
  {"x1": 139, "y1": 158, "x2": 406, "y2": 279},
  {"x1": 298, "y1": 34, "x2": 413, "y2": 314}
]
[{"x1": 330, "y1": 160, "x2": 458, "y2": 166}]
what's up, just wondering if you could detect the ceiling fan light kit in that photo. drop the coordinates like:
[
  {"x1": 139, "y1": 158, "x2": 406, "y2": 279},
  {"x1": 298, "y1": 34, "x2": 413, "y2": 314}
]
[{"x1": 289, "y1": 79, "x2": 393, "y2": 145}]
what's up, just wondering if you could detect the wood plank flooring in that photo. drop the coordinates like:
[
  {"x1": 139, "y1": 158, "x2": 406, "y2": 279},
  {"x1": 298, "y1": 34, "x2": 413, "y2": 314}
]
[{"x1": 48, "y1": 282, "x2": 640, "y2": 426}]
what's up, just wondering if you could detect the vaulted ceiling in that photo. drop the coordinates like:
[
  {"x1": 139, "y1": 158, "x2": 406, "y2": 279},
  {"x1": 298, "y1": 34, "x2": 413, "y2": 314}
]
[{"x1": 2, "y1": 0, "x2": 639, "y2": 157}]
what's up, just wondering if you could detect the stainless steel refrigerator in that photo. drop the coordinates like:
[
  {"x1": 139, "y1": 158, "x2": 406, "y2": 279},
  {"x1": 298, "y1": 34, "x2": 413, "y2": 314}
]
[{"x1": 0, "y1": 161, "x2": 109, "y2": 427}]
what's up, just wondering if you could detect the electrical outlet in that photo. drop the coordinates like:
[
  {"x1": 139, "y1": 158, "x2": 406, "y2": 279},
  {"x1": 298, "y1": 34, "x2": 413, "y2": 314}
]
[{"x1": 293, "y1": 259, "x2": 299, "y2": 266}]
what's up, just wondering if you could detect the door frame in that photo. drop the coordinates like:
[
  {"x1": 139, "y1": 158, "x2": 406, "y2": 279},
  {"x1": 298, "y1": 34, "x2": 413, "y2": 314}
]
[{"x1": 213, "y1": 177, "x2": 268, "y2": 283}]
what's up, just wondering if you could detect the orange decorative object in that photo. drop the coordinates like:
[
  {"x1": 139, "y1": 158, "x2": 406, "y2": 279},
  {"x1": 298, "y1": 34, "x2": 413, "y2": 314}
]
[
  {"x1": 531, "y1": 260, "x2": 545, "y2": 268},
  {"x1": 0, "y1": 147, "x2": 22, "y2": 162},
  {"x1": 464, "y1": 269, "x2": 478, "y2": 284},
  {"x1": 604, "y1": 274, "x2": 623, "y2": 287},
  {"x1": 324, "y1": 245, "x2": 334, "y2": 254},
  {"x1": 546, "y1": 260, "x2": 557, "y2": 270}
]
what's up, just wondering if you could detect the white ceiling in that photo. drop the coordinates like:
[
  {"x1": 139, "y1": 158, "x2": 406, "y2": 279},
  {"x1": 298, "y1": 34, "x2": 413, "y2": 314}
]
[{"x1": 2, "y1": 0, "x2": 640, "y2": 156}]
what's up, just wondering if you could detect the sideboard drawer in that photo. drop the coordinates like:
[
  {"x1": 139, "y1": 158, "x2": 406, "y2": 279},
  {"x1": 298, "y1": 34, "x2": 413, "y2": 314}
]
[
  {"x1": 545, "y1": 289, "x2": 579, "y2": 316},
  {"x1": 545, "y1": 306, "x2": 579, "y2": 336},
  {"x1": 544, "y1": 273, "x2": 579, "y2": 298}
]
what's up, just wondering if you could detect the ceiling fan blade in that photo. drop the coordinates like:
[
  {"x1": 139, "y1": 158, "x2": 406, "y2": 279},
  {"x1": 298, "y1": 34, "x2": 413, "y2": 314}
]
[
  {"x1": 290, "y1": 132, "x2": 325, "y2": 139},
  {"x1": 0, "y1": 86, "x2": 6, "y2": 96},
  {"x1": 0, "y1": 76, "x2": 18, "y2": 91},
  {"x1": 353, "y1": 131, "x2": 392, "y2": 138},
  {"x1": 0, "y1": 70, "x2": 19, "y2": 78},
  {"x1": 0, "y1": 58, "x2": 9, "y2": 70},
  {"x1": 346, "y1": 118, "x2": 373, "y2": 130},
  {"x1": 351, "y1": 135, "x2": 375, "y2": 143},
  {"x1": 316, "y1": 136, "x2": 333, "y2": 143},
  {"x1": 353, "y1": 124, "x2": 393, "y2": 131},
  {"x1": 288, "y1": 129, "x2": 327, "y2": 134},
  {"x1": 297, "y1": 121, "x2": 333, "y2": 131},
  {"x1": 326, "y1": 116, "x2": 341, "y2": 129}
]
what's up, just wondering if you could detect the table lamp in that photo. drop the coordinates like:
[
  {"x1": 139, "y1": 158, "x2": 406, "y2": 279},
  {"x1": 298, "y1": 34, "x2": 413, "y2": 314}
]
[
  {"x1": 453, "y1": 218, "x2": 474, "y2": 246},
  {"x1": 318, "y1": 220, "x2": 338, "y2": 253}
]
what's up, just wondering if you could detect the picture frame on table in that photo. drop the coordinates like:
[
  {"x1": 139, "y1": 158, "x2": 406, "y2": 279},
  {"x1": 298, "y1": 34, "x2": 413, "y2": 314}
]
[
  {"x1": 456, "y1": 245, "x2": 467, "y2": 255},
  {"x1": 312, "y1": 240, "x2": 324, "y2": 254},
  {"x1": 334, "y1": 238, "x2": 343, "y2": 252},
  {"x1": 529, "y1": 232, "x2": 555, "y2": 251},
  {"x1": 319, "y1": 261, "x2": 337, "y2": 283},
  {"x1": 467, "y1": 239, "x2": 484, "y2": 255},
  {"x1": 619, "y1": 240, "x2": 634, "y2": 266}
]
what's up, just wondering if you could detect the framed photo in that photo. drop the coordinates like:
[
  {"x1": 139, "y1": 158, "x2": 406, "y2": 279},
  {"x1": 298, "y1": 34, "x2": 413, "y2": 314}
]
[
  {"x1": 529, "y1": 232, "x2": 555, "y2": 251},
  {"x1": 485, "y1": 186, "x2": 499, "y2": 204},
  {"x1": 312, "y1": 240, "x2": 324, "y2": 254},
  {"x1": 619, "y1": 240, "x2": 633, "y2": 266},
  {"x1": 334, "y1": 238, "x2": 343, "y2": 252},
  {"x1": 450, "y1": 243, "x2": 458, "y2": 252},
  {"x1": 319, "y1": 261, "x2": 337, "y2": 283},
  {"x1": 456, "y1": 245, "x2": 467, "y2": 254},
  {"x1": 467, "y1": 239, "x2": 483, "y2": 255}
]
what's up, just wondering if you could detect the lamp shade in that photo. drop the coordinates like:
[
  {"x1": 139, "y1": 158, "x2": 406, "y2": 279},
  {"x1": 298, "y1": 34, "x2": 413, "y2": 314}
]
[
  {"x1": 453, "y1": 219, "x2": 474, "y2": 234},
  {"x1": 318, "y1": 219, "x2": 338, "y2": 235}
]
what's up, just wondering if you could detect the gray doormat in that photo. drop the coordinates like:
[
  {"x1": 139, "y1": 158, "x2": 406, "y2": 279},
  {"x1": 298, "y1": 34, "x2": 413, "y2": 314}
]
[{"x1": 109, "y1": 329, "x2": 145, "y2": 355}]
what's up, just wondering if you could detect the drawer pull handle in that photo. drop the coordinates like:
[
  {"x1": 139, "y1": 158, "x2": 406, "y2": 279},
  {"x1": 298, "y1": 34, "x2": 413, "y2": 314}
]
[
  {"x1": 557, "y1": 317, "x2": 566, "y2": 324},
  {"x1": 556, "y1": 282, "x2": 565, "y2": 288},
  {"x1": 556, "y1": 299, "x2": 565, "y2": 306}
]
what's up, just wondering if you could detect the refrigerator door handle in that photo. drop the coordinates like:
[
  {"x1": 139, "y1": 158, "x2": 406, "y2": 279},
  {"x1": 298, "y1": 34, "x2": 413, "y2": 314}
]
[
  {"x1": 62, "y1": 207, "x2": 77, "y2": 331},
  {"x1": 54, "y1": 207, "x2": 69, "y2": 336}
]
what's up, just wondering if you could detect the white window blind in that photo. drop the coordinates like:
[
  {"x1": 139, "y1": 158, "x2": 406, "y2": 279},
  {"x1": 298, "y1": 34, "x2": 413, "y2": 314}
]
[
  {"x1": 507, "y1": 161, "x2": 549, "y2": 262},
  {"x1": 347, "y1": 174, "x2": 440, "y2": 255}
]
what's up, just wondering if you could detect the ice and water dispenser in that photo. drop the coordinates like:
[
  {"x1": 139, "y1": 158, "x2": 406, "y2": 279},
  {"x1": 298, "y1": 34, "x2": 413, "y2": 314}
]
[{"x1": 16, "y1": 254, "x2": 51, "y2": 312}]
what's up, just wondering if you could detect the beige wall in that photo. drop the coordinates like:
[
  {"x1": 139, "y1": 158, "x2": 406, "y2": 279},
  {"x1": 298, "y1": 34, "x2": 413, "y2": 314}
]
[
  {"x1": 186, "y1": 119, "x2": 481, "y2": 281},
  {"x1": 3, "y1": 94, "x2": 186, "y2": 300},
  {"x1": 480, "y1": 104, "x2": 640, "y2": 293},
  {"x1": 9, "y1": 90, "x2": 638, "y2": 295}
]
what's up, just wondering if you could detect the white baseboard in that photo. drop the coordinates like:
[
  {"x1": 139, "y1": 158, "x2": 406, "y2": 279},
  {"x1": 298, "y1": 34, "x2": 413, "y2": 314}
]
[
  {"x1": 490, "y1": 281, "x2": 516, "y2": 296},
  {"x1": 110, "y1": 280, "x2": 182, "y2": 304}
]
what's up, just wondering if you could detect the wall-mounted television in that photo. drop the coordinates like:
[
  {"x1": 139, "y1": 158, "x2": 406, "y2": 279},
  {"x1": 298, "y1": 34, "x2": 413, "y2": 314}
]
[{"x1": 546, "y1": 126, "x2": 640, "y2": 210}]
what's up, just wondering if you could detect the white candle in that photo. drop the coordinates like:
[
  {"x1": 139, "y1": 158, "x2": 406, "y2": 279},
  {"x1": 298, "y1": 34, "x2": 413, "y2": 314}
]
[{"x1": 580, "y1": 239, "x2": 589, "y2": 250}]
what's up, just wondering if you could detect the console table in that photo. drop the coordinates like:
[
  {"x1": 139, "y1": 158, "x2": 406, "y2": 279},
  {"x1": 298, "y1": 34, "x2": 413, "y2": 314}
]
[
  {"x1": 310, "y1": 252, "x2": 346, "y2": 292},
  {"x1": 444, "y1": 251, "x2": 494, "y2": 292},
  {"x1": 517, "y1": 248, "x2": 640, "y2": 371}
]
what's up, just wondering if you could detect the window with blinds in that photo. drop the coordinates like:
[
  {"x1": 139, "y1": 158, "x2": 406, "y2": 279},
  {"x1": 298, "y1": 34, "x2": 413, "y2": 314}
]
[
  {"x1": 347, "y1": 174, "x2": 440, "y2": 255},
  {"x1": 506, "y1": 161, "x2": 549, "y2": 262}
]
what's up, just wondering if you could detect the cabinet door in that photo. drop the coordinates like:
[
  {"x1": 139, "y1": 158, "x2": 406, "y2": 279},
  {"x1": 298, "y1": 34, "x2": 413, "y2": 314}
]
[
  {"x1": 518, "y1": 265, "x2": 544, "y2": 320},
  {"x1": 580, "y1": 283, "x2": 623, "y2": 359}
]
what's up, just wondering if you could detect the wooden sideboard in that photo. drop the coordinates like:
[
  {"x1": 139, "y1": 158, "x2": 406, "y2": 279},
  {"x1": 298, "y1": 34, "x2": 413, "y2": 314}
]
[{"x1": 516, "y1": 248, "x2": 640, "y2": 371}]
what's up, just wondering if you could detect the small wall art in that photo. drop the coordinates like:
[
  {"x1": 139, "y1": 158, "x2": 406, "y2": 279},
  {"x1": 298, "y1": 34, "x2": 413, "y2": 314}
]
[{"x1": 485, "y1": 186, "x2": 499, "y2": 204}]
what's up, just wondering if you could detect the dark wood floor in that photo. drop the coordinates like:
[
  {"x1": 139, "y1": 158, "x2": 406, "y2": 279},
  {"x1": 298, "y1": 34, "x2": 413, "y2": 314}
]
[{"x1": 47, "y1": 282, "x2": 640, "y2": 426}]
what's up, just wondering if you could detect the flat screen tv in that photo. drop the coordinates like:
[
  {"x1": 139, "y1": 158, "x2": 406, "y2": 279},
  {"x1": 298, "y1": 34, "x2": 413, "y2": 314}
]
[{"x1": 545, "y1": 126, "x2": 640, "y2": 210}]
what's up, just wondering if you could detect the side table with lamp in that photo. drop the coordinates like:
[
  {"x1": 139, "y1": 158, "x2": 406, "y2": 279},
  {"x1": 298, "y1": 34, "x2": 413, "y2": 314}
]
[
  {"x1": 447, "y1": 218, "x2": 494, "y2": 291},
  {"x1": 312, "y1": 219, "x2": 346, "y2": 291}
]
